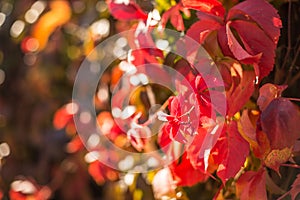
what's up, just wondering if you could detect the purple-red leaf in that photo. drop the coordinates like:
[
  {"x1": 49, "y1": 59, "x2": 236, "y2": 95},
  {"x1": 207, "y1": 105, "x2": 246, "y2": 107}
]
[
  {"x1": 228, "y1": 0, "x2": 282, "y2": 44},
  {"x1": 236, "y1": 169, "x2": 267, "y2": 200},
  {"x1": 261, "y1": 98, "x2": 300, "y2": 150},
  {"x1": 229, "y1": 20, "x2": 277, "y2": 79}
]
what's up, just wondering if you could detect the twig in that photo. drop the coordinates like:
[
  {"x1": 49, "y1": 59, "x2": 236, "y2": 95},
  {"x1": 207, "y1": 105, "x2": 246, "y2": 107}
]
[
  {"x1": 286, "y1": 97, "x2": 300, "y2": 102},
  {"x1": 285, "y1": 42, "x2": 300, "y2": 84},
  {"x1": 281, "y1": 163, "x2": 300, "y2": 169},
  {"x1": 281, "y1": 0, "x2": 292, "y2": 70},
  {"x1": 288, "y1": 69, "x2": 300, "y2": 86},
  {"x1": 142, "y1": 99, "x2": 169, "y2": 126}
]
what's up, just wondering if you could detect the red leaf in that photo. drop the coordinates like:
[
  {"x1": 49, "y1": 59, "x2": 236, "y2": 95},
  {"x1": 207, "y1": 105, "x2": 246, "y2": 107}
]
[
  {"x1": 257, "y1": 83, "x2": 287, "y2": 111},
  {"x1": 182, "y1": 0, "x2": 225, "y2": 17},
  {"x1": 290, "y1": 174, "x2": 300, "y2": 200},
  {"x1": 228, "y1": 0, "x2": 282, "y2": 44},
  {"x1": 186, "y1": 18, "x2": 221, "y2": 45},
  {"x1": 225, "y1": 21, "x2": 262, "y2": 65},
  {"x1": 223, "y1": 60, "x2": 256, "y2": 117},
  {"x1": 170, "y1": 153, "x2": 208, "y2": 186},
  {"x1": 107, "y1": 1, "x2": 148, "y2": 21},
  {"x1": 239, "y1": 109, "x2": 257, "y2": 144},
  {"x1": 161, "y1": 3, "x2": 185, "y2": 31},
  {"x1": 264, "y1": 147, "x2": 292, "y2": 173},
  {"x1": 229, "y1": 20, "x2": 277, "y2": 79},
  {"x1": 236, "y1": 168, "x2": 267, "y2": 200},
  {"x1": 187, "y1": 127, "x2": 207, "y2": 170},
  {"x1": 261, "y1": 98, "x2": 300, "y2": 150},
  {"x1": 213, "y1": 121, "x2": 250, "y2": 184}
]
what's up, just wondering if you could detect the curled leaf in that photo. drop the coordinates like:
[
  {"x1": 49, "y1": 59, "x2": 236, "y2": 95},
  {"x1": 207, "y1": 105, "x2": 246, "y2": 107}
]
[
  {"x1": 182, "y1": 0, "x2": 225, "y2": 17},
  {"x1": 257, "y1": 83, "x2": 287, "y2": 111}
]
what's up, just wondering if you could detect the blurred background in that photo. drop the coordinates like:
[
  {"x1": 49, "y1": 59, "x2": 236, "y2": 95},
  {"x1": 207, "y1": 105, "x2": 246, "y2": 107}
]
[{"x1": 0, "y1": 0, "x2": 299, "y2": 199}]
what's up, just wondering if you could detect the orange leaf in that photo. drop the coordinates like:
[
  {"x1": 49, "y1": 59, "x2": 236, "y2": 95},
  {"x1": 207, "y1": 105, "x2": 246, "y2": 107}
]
[{"x1": 32, "y1": 1, "x2": 71, "y2": 51}]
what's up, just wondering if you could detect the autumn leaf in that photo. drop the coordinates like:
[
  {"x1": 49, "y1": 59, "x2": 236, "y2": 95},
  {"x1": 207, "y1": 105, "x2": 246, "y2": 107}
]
[
  {"x1": 257, "y1": 83, "x2": 287, "y2": 111},
  {"x1": 289, "y1": 174, "x2": 300, "y2": 200},
  {"x1": 264, "y1": 147, "x2": 292, "y2": 173},
  {"x1": 225, "y1": 0, "x2": 282, "y2": 78},
  {"x1": 261, "y1": 98, "x2": 300, "y2": 150},
  {"x1": 226, "y1": 20, "x2": 276, "y2": 79},
  {"x1": 227, "y1": 0, "x2": 282, "y2": 44},
  {"x1": 182, "y1": 0, "x2": 225, "y2": 17},
  {"x1": 279, "y1": 174, "x2": 300, "y2": 200},
  {"x1": 220, "y1": 59, "x2": 256, "y2": 117},
  {"x1": 160, "y1": 3, "x2": 188, "y2": 31},
  {"x1": 236, "y1": 168, "x2": 267, "y2": 200},
  {"x1": 107, "y1": 0, "x2": 148, "y2": 20},
  {"x1": 170, "y1": 153, "x2": 209, "y2": 186},
  {"x1": 185, "y1": 0, "x2": 282, "y2": 80},
  {"x1": 213, "y1": 121, "x2": 250, "y2": 184}
]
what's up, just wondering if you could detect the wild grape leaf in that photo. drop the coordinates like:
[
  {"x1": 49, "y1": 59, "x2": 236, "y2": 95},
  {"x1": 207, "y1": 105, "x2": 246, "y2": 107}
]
[
  {"x1": 238, "y1": 110, "x2": 272, "y2": 159},
  {"x1": 223, "y1": 60, "x2": 256, "y2": 117},
  {"x1": 236, "y1": 169, "x2": 267, "y2": 200},
  {"x1": 290, "y1": 174, "x2": 300, "y2": 200},
  {"x1": 158, "y1": 124, "x2": 186, "y2": 164},
  {"x1": 227, "y1": 0, "x2": 282, "y2": 44},
  {"x1": 187, "y1": 127, "x2": 208, "y2": 170},
  {"x1": 160, "y1": 3, "x2": 186, "y2": 31},
  {"x1": 107, "y1": 0, "x2": 148, "y2": 20},
  {"x1": 182, "y1": 0, "x2": 225, "y2": 17},
  {"x1": 186, "y1": 19, "x2": 221, "y2": 45},
  {"x1": 261, "y1": 98, "x2": 300, "y2": 150},
  {"x1": 264, "y1": 147, "x2": 292, "y2": 173},
  {"x1": 213, "y1": 121, "x2": 250, "y2": 184},
  {"x1": 239, "y1": 109, "x2": 257, "y2": 144},
  {"x1": 194, "y1": 119, "x2": 224, "y2": 171},
  {"x1": 228, "y1": 20, "x2": 277, "y2": 79},
  {"x1": 170, "y1": 153, "x2": 209, "y2": 186},
  {"x1": 257, "y1": 83, "x2": 287, "y2": 111},
  {"x1": 225, "y1": 21, "x2": 262, "y2": 65},
  {"x1": 254, "y1": 130, "x2": 271, "y2": 160}
]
